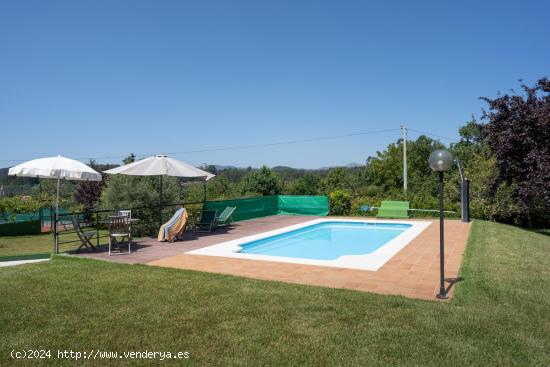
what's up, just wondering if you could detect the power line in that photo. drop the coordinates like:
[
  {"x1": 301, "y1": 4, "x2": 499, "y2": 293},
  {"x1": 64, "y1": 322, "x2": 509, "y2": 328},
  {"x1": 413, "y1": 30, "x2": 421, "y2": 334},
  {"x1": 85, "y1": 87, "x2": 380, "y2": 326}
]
[
  {"x1": 1, "y1": 126, "x2": 459, "y2": 165},
  {"x1": 407, "y1": 128, "x2": 458, "y2": 142},
  {"x1": 0, "y1": 128, "x2": 401, "y2": 164},
  {"x1": 162, "y1": 128, "x2": 401, "y2": 155}
]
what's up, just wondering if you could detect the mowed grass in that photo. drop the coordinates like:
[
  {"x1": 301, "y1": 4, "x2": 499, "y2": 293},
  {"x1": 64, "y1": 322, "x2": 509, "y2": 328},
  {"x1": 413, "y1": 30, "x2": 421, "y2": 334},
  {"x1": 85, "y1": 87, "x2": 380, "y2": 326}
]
[
  {"x1": 0, "y1": 221, "x2": 549, "y2": 366},
  {"x1": 0, "y1": 230, "x2": 109, "y2": 258}
]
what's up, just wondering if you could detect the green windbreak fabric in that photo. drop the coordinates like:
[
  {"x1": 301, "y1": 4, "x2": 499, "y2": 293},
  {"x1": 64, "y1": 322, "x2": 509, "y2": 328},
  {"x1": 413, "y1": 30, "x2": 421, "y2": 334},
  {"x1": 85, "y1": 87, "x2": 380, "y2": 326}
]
[
  {"x1": 0, "y1": 207, "x2": 70, "y2": 224},
  {"x1": 203, "y1": 196, "x2": 279, "y2": 222},
  {"x1": 203, "y1": 195, "x2": 328, "y2": 222},
  {"x1": 277, "y1": 195, "x2": 329, "y2": 216}
]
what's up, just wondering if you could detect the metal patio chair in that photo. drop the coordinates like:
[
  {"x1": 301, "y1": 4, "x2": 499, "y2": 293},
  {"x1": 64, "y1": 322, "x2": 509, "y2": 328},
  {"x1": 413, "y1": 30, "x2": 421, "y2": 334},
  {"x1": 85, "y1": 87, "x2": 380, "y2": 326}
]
[{"x1": 108, "y1": 215, "x2": 131, "y2": 256}]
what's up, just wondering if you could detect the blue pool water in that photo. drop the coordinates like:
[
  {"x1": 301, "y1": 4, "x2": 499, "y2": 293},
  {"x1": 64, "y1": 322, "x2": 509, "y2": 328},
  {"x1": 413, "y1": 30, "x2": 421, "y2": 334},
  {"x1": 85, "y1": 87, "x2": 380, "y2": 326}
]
[{"x1": 240, "y1": 221, "x2": 412, "y2": 260}]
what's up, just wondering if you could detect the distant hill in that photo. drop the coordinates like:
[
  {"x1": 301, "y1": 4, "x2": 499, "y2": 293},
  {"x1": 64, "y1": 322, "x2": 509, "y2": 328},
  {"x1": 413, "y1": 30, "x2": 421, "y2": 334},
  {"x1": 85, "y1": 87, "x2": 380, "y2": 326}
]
[
  {"x1": 318, "y1": 163, "x2": 364, "y2": 170},
  {"x1": 211, "y1": 163, "x2": 363, "y2": 172},
  {"x1": 272, "y1": 166, "x2": 314, "y2": 171},
  {"x1": 214, "y1": 165, "x2": 239, "y2": 171}
]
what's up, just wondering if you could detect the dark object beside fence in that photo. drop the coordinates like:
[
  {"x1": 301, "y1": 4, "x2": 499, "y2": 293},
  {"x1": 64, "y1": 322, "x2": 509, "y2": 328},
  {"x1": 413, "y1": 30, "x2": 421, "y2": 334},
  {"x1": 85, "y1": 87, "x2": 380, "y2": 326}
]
[{"x1": 0, "y1": 220, "x2": 41, "y2": 236}]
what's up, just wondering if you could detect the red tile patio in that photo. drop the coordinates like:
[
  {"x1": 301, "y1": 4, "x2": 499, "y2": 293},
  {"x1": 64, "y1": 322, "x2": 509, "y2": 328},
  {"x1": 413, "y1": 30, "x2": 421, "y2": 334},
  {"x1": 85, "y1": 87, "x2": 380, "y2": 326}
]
[{"x1": 74, "y1": 215, "x2": 471, "y2": 300}]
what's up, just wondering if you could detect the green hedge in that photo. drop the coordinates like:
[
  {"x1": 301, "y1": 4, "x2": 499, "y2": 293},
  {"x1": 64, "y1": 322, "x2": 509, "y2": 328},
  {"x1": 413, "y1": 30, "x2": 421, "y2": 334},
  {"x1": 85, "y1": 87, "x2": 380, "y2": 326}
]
[
  {"x1": 0, "y1": 220, "x2": 41, "y2": 236},
  {"x1": 203, "y1": 195, "x2": 328, "y2": 222}
]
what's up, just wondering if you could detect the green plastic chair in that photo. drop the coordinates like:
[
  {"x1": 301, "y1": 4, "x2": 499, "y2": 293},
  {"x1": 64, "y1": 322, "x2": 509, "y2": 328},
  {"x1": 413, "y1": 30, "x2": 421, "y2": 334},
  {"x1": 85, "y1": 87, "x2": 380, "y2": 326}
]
[
  {"x1": 194, "y1": 210, "x2": 218, "y2": 232},
  {"x1": 215, "y1": 207, "x2": 236, "y2": 227},
  {"x1": 376, "y1": 201, "x2": 411, "y2": 219}
]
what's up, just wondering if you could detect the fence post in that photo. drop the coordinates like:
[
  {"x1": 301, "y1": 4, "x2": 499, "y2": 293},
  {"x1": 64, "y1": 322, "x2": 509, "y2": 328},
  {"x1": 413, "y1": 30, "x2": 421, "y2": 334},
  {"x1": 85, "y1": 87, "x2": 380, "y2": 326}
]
[
  {"x1": 53, "y1": 207, "x2": 58, "y2": 254},
  {"x1": 38, "y1": 181, "x2": 43, "y2": 232},
  {"x1": 159, "y1": 176, "x2": 163, "y2": 228},
  {"x1": 461, "y1": 178, "x2": 470, "y2": 222},
  {"x1": 39, "y1": 207, "x2": 43, "y2": 232},
  {"x1": 49, "y1": 205, "x2": 53, "y2": 234},
  {"x1": 95, "y1": 210, "x2": 100, "y2": 247}
]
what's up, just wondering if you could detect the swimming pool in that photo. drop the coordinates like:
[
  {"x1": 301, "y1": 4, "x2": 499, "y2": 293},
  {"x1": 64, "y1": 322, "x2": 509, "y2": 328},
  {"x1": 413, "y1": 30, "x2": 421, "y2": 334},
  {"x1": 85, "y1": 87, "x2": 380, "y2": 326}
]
[
  {"x1": 241, "y1": 222, "x2": 411, "y2": 260},
  {"x1": 187, "y1": 219, "x2": 431, "y2": 271}
]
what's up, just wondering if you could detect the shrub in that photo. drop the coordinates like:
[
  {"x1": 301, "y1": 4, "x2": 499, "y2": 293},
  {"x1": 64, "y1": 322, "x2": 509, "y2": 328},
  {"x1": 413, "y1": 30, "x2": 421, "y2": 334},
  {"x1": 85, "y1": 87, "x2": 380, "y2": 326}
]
[
  {"x1": 329, "y1": 190, "x2": 352, "y2": 216},
  {"x1": 0, "y1": 196, "x2": 47, "y2": 222}
]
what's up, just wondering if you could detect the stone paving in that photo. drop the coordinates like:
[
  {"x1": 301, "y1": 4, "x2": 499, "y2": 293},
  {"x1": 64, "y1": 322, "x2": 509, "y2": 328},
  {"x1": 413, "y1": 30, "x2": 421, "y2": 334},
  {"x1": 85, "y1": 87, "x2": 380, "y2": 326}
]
[{"x1": 74, "y1": 215, "x2": 471, "y2": 300}]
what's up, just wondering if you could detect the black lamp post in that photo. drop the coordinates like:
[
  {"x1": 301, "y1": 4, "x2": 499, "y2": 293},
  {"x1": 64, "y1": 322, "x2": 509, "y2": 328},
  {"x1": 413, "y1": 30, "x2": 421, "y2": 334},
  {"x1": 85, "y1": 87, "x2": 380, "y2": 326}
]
[{"x1": 428, "y1": 149, "x2": 454, "y2": 299}]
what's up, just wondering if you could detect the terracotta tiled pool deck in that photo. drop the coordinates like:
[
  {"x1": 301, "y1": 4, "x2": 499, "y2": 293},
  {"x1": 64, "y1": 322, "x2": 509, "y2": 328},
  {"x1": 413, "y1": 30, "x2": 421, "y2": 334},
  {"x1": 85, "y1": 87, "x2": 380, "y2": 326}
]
[{"x1": 74, "y1": 215, "x2": 471, "y2": 300}]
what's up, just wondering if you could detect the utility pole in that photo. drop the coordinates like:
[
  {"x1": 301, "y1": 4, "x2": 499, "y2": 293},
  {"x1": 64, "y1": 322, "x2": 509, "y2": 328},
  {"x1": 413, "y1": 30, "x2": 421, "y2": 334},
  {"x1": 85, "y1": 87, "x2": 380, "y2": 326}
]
[{"x1": 401, "y1": 125, "x2": 408, "y2": 194}]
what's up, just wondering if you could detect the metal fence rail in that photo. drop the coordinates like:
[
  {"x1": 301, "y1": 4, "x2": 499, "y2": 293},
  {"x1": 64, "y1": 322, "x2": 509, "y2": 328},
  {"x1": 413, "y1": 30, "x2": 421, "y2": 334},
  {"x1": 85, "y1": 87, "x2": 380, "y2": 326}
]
[{"x1": 54, "y1": 201, "x2": 205, "y2": 253}]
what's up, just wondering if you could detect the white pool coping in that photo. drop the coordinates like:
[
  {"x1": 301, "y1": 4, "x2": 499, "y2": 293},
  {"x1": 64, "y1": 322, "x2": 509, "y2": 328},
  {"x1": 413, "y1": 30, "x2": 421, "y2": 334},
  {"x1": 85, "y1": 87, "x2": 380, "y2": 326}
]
[{"x1": 187, "y1": 218, "x2": 432, "y2": 271}]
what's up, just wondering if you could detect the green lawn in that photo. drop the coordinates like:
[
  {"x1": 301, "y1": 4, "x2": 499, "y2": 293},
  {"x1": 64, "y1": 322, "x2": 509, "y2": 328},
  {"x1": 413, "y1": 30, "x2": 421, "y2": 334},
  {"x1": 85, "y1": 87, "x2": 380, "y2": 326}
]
[
  {"x1": 0, "y1": 230, "x2": 109, "y2": 259},
  {"x1": 0, "y1": 221, "x2": 549, "y2": 366}
]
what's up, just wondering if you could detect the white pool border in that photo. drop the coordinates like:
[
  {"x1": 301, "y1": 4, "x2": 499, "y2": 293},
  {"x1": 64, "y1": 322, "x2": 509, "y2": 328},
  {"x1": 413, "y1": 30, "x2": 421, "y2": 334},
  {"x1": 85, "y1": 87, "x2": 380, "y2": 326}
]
[{"x1": 187, "y1": 218, "x2": 432, "y2": 271}]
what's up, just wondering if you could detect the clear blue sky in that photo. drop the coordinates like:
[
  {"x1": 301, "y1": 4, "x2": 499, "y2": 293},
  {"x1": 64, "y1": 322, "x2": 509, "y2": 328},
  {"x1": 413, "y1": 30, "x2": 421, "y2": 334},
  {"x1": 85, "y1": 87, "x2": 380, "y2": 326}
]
[{"x1": 1, "y1": 0, "x2": 548, "y2": 169}]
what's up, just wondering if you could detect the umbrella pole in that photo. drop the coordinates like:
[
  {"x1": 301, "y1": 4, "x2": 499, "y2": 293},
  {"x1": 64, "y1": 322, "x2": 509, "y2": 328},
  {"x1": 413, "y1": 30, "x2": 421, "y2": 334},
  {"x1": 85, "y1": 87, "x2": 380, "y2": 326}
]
[
  {"x1": 39, "y1": 180, "x2": 43, "y2": 230},
  {"x1": 159, "y1": 175, "x2": 163, "y2": 228},
  {"x1": 54, "y1": 178, "x2": 60, "y2": 254}
]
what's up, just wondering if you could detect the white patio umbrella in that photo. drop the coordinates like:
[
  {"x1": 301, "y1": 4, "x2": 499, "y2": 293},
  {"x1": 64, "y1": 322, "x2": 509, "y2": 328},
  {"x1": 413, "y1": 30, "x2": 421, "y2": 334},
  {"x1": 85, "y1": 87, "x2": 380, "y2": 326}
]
[
  {"x1": 104, "y1": 154, "x2": 215, "y2": 180},
  {"x1": 103, "y1": 154, "x2": 215, "y2": 225},
  {"x1": 8, "y1": 156, "x2": 102, "y2": 253}
]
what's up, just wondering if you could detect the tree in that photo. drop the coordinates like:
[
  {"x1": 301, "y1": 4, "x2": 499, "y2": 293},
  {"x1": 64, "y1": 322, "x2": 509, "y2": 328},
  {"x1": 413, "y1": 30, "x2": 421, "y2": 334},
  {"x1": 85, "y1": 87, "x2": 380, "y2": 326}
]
[
  {"x1": 406, "y1": 135, "x2": 445, "y2": 194},
  {"x1": 30, "y1": 179, "x2": 77, "y2": 210},
  {"x1": 100, "y1": 175, "x2": 180, "y2": 235},
  {"x1": 451, "y1": 116, "x2": 487, "y2": 164},
  {"x1": 364, "y1": 135, "x2": 443, "y2": 195},
  {"x1": 322, "y1": 167, "x2": 354, "y2": 194},
  {"x1": 123, "y1": 153, "x2": 136, "y2": 164},
  {"x1": 241, "y1": 166, "x2": 283, "y2": 196},
  {"x1": 0, "y1": 168, "x2": 38, "y2": 196},
  {"x1": 364, "y1": 143, "x2": 403, "y2": 193},
  {"x1": 288, "y1": 174, "x2": 321, "y2": 195},
  {"x1": 75, "y1": 180, "x2": 105, "y2": 210},
  {"x1": 74, "y1": 160, "x2": 106, "y2": 210},
  {"x1": 481, "y1": 78, "x2": 550, "y2": 226},
  {"x1": 206, "y1": 175, "x2": 238, "y2": 199}
]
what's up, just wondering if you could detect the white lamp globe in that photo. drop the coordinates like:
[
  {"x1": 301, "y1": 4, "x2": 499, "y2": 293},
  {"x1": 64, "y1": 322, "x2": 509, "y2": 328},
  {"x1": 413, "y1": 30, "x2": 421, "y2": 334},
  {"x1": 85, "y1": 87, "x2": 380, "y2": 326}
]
[{"x1": 428, "y1": 149, "x2": 453, "y2": 172}]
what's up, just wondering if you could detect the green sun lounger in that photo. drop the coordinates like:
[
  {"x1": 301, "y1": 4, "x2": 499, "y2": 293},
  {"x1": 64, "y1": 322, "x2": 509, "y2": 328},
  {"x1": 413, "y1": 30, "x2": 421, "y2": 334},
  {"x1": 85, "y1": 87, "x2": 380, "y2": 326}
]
[
  {"x1": 215, "y1": 206, "x2": 236, "y2": 227},
  {"x1": 194, "y1": 210, "x2": 217, "y2": 232},
  {"x1": 376, "y1": 201, "x2": 411, "y2": 219}
]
